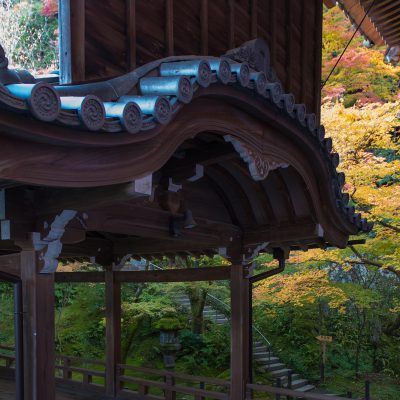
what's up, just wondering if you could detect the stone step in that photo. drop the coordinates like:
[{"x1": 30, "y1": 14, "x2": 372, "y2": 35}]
[
  {"x1": 270, "y1": 368, "x2": 292, "y2": 378},
  {"x1": 255, "y1": 356, "x2": 279, "y2": 365},
  {"x1": 294, "y1": 384, "x2": 315, "y2": 392},
  {"x1": 253, "y1": 351, "x2": 275, "y2": 359},
  {"x1": 253, "y1": 345, "x2": 269, "y2": 352},
  {"x1": 264, "y1": 363, "x2": 286, "y2": 372},
  {"x1": 203, "y1": 310, "x2": 219, "y2": 316},
  {"x1": 275, "y1": 374, "x2": 300, "y2": 384},
  {"x1": 284, "y1": 379, "x2": 309, "y2": 390},
  {"x1": 174, "y1": 295, "x2": 189, "y2": 300}
]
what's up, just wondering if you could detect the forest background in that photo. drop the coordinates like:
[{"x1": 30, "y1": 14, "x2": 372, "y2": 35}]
[{"x1": 0, "y1": 1, "x2": 399, "y2": 399}]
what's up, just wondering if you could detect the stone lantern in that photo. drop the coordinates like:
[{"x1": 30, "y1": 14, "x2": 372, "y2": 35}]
[{"x1": 155, "y1": 316, "x2": 184, "y2": 369}]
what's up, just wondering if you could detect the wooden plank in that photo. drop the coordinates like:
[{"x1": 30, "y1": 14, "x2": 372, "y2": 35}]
[
  {"x1": 313, "y1": 0, "x2": 323, "y2": 123},
  {"x1": 166, "y1": 0, "x2": 174, "y2": 56},
  {"x1": 105, "y1": 268, "x2": 121, "y2": 396},
  {"x1": 113, "y1": 237, "x2": 218, "y2": 256},
  {"x1": 251, "y1": 0, "x2": 257, "y2": 38},
  {"x1": 230, "y1": 264, "x2": 250, "y2": 400},
  {"x1": 70, "y1": 0, "x2": 86, "y2": 82},
  {"x1": 300, "y1": 1, "x2": 308, "y2": 105},
  {"x1": 229, "y1": 0, "x2": 235, "y2": 48},
  {"x1": 55, "y1": 272, "x2": 106, "y2": 283},
  {"x1": 269, "y1": 0, "x2": 277, "y2": 70},
  {"x1": 285, "y1": 0, "x2": 293, "y2": 91},
  {"x1": 201, "y1": 0, "x2": 209, "y2": 54},
  {"x1": 126, "y1": 0, "x2": 137, "y2": 70},
  {"x1": 115, "y1": 266, "x2": 230, "y2": 282}
]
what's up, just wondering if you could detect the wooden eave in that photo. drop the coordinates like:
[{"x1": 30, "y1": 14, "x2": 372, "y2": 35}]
[
  {"x1": 0, "y1": 40, "x2": 370, "y2": 257},
  {"x1": 338, "y1": 0, "x2": 400, "y2": 47}
]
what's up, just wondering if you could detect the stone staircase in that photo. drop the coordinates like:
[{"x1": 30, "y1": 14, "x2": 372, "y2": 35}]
[
  {"x1": 253, "y1": 340, "x2": 315, "y2": 393},
  {"x1": 173, "y1": 292, "x2": 315, "y2": 394},
  {"x1": 174, "y1": 293, "x2": 229, "y2": 325}
]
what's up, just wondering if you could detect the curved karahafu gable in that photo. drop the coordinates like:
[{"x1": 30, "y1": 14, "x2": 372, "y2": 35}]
[{"x1": 0, "y1": 39, "x2": 371, "y2": 249}]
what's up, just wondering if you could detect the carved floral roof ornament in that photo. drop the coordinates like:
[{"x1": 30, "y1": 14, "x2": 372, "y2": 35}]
[{"x1": 224, "y1": 135, "x2": 289, "y2": 181}]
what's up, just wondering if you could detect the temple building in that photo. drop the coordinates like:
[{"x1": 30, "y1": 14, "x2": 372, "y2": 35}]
[{"x1": 0, "y1": 1, "x2": 379, "y2": 399}]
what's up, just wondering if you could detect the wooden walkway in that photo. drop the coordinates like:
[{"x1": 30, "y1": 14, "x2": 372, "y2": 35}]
[{"x1": 0, "y1": 379, "x2": 109, "y2": 400}]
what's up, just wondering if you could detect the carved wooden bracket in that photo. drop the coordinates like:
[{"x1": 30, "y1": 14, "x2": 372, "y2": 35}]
[
  {"x1": 224, "y1": 135, "x2": 288, "y2": 181},
  {"x1": 33, "y1": 210, "x2": 77, "y2": 273}
]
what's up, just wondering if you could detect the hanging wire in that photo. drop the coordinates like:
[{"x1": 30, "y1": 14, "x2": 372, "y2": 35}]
[{"x1": 321, "y1": 0, "x2": 377, "y2": 89}]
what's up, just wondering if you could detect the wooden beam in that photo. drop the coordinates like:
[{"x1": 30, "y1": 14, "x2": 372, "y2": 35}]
[
  {"x1": 162, "y1": 144, "x2": 238, "y2": 177},
  {"x1": 70, "y1": 0, "x2": 85, "y2": 82},
  {"x1": 55, "y1": 267, "x2": 231, "y2": 283},
  {"x1": 244, "y1": 220, "x2": 320, "y2": 246},
  {"x1": 0, "y1": 253, "x2": 20, "y2": 278},
  {"x1": 166, "y1": 0, "x2": 174, "y2": 56},
  {"x1": 105, "y1": 268, "x2": 121, "y2": 396},
  {"x1": 55, "y1": 271, "x2": 105, "y2": 283},
  {"x1": 126, "y1": 0, "x2": 137, "y2": 70},
  {"x1": 84, "y1": 204, "x2": 241, "y2": 246},
  {"x1": 230, "y1": 264, "x2": 250, "y2": 400},
  {"x1": 115, "y1": 266, "x2": 230, "y2": 282},
  {"x1": 36, "y1": 177, "x2": 152, "y2": 215},
  {"x1": 285, "y1": 0, "x2": 293, "y2": 91}
]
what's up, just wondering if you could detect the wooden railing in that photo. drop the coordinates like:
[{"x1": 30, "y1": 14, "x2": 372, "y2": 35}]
[
  {"x1": 0, "y1": 347, "x2": 358, "y2": 400},
  {"x1": 117, "y1": 364, "x2": 230, "y2": 399},
  {"x1": 0, "y1": 345, "x2": 15, "y2": 368},
  {"x1": 246, "y1": 384, "x2": 356, "y2": 400},
  {"x1": 55, "y1": 355, "x2": 106, "y2": 392}
]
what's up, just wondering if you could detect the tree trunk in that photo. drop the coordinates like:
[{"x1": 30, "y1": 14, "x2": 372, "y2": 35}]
[{"x1": 188, "y1": 286, "x2": 207, "y2": 334}]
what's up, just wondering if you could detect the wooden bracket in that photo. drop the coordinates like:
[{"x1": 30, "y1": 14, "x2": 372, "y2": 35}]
[{"x1": 33, "y1": 210, "x2": 77, "y2": 273}]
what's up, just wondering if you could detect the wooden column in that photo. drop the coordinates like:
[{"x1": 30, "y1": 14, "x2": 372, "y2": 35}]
[
  {"x1": 105, "y1": 268, "x2": 121, "y2": 396},
  {"x1": 70, "y1": 0, "x2": 86, "y2": 82},
  {"x1": 20, "y1": 250, "x2": 55, "y2": 400},
  {"x1": 230, "y1": 264, "x2": 250, "y2": 400}
]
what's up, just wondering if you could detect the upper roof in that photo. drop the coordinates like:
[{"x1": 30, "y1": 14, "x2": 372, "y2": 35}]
[{"x1": 328, "y1": 0, "x2": 400, "y2": 47}]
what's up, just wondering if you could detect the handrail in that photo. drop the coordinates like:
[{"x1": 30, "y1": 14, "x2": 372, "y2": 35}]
[
  {"x1": 205, "y1": 293, "x2": 272, "y2": 349},
  {"x1": 251, "y1": 324, "x2": 271, "y2": 348}
]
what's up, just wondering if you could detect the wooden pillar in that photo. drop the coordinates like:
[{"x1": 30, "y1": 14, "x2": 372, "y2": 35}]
[
  {"x1": 20, "y1": 250, "x2": 55, "y2": 400},
  {"x1": 105, "y1": 268, "x2": 121, "y2": 396},
  {"x1": 230, "y1": 264, "x2": 250, "y2": 400}
]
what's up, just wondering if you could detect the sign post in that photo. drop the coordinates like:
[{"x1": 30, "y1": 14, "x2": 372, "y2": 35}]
[{"x1": 316, "y1": 335, "x2": 333, "y2": 383}]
